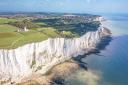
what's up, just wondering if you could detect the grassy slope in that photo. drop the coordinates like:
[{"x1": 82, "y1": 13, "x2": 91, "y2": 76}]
[
  {"x1": 0, "y1": 32, "x2": 22, "y2": 48},
  {"x1": 0, "y1": 24, "x2": 18, "y2": 32},
  {"x1": 0, "y1": 28, "x2": 61, "y2": 49}
]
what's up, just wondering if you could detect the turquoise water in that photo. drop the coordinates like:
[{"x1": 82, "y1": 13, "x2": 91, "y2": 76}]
[{"x1": 65, "y1": 14, "x2": 128, "y2": 85}]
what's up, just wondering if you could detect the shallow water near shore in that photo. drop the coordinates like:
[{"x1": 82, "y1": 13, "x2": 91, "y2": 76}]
[
  {"x1": 65, "y1": 14, "x2": 128, "y2": 85},
  {"x1": 102, "y1": 14, "x2": 128, "y2": 36}
]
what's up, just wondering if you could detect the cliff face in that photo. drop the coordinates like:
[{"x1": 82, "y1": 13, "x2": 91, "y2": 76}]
[{"x1": 0, "y1": 27, "x2": 110, "y2": 83}]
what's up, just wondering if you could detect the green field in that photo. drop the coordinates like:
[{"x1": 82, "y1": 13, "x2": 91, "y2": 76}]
[
  {"x1": 0, "y1": 18, "x2": 17, "y2": 24},
  {"x1": 0, "y1": 28, "x2": 62, "y2": 49},
  {"x1": 0, "y1": 24, "x2": 18, "y2": 32},
  {"x1": 0, "y1": 15, "x2": 98, "y2": 49},
  {"x1": 0, "y1": 17, "x2": 64, "y2": 49},
  {"x1": 35, "y1": 22, "x2": 47, "y2": 26},
  {"x1": 0, "y1": 20, "x2": 76, "y2": 49}
]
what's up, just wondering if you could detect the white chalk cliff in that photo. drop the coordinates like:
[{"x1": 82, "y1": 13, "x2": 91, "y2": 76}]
[{"x1": 0, "y1": 27, "x2": 110, "y2": 83}]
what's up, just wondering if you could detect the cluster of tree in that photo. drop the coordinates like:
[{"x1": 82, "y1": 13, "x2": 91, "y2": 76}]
[
  {"x1": 54, "y1": 21, "x2": 100, "y2": 35},
  {"x1": 9, "y1": 19, "x2": 39, "y2": 31},
  {"x1": 33, "y1": 18, "x2": 101, "y2": 35}
]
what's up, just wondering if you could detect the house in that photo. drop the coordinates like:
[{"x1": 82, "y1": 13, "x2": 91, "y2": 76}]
[{"x1": 17, "y1": 26, "x2": 29, "y2": 32}]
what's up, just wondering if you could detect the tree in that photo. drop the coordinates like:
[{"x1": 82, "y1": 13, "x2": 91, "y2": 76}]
[{"x1": 9, "y1": 19, "x2": 39, "y2": 32}]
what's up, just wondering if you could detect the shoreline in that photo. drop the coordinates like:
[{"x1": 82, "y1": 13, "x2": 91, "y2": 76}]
[
  {"x1": 0, "y1": 27, "x2": 111, "y2": 85},
  {"x1": 0, "y1": 15, "x2": 112, "y2": 84},
  {"x1": 15, "y1": 35, "x2": 112, "y2": 85},
  {"x1": 14, "y1": 60, "x2": 81, "y2": 85}
]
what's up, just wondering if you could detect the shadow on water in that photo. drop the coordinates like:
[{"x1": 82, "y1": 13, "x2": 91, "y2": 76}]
[
  {"x1": 51, "y1": 36, "x2": 112, "y2": 85},
  {"x1": 51, "y1": 77, "x2": 65, "y2": 85},
  {"x1": 73, "y1": 36, "x2": 112, "y2": 70}
]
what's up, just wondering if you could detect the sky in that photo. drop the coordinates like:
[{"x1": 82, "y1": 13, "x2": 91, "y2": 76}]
[{"x1": 0, "y1": 0, "x2": 128, "y2": 14}]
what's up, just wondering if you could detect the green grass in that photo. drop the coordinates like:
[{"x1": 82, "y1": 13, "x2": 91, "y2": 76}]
[
  {"x1": 0, "y1": 28, "x2": 61, "y2": 49},
  {"x1": 0, "y1": 32, "x2": 23, "y2": 48},
  {"x1": 0, "y1": 24, "x2": 18, "y2": 32},
  {"x1": 0, "y1": 18, "x2": 17, "y2": 24},
  {"x1": 60, "y1": 31, "x2": 79, "y2": 38},
  {"x1": 36, "y1": 27, "x2": 61, "y2": 37},
  {"x1": 0, "y1": 17, "x2": 80, "y2": 49},
  {"x1": 35, "y1": 22, "x2": 47, "y2": 26}
]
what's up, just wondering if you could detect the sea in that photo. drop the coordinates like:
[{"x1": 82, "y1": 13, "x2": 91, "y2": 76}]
[{"x1": 65, "y1": 13, "x2": 128, "y2": 85}]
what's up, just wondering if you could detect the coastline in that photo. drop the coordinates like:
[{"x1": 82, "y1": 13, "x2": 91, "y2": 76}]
[
  {"x1": 15, "y1": 33, "x2": 112, "y2": 85},
  {"x1": 0, "y1": 27, "x2": 111, "y2": 85},
  {"x1": 14, "y1": 60, "x2": 80, "y2": 85}
]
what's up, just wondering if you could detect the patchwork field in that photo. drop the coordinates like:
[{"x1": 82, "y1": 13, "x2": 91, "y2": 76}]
[{"x1": 0, "y1": 14, "x2": 99, "y2": 49}]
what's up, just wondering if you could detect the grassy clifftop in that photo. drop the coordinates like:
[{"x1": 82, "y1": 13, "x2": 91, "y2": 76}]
[
  {"x1": 0, "y1": 13, "x2": 101, "y2": 49},
  {"x1": 0, "y1": 28, "x2": 62, "y2": 49}
]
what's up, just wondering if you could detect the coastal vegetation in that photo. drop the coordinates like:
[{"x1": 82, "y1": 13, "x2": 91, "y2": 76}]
[
  {"x1": 33, "y1": 17, "x2": 100, "y2": 35},
  {"x1": 9, "y1": 19, "x2": 40, "y2": 31},
  {"x1": 0, "y1": 28, "x2": 60, "y2": 49},
  {"x1": 0, "y1": 13, "x2": 101, "y2": 49}
]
